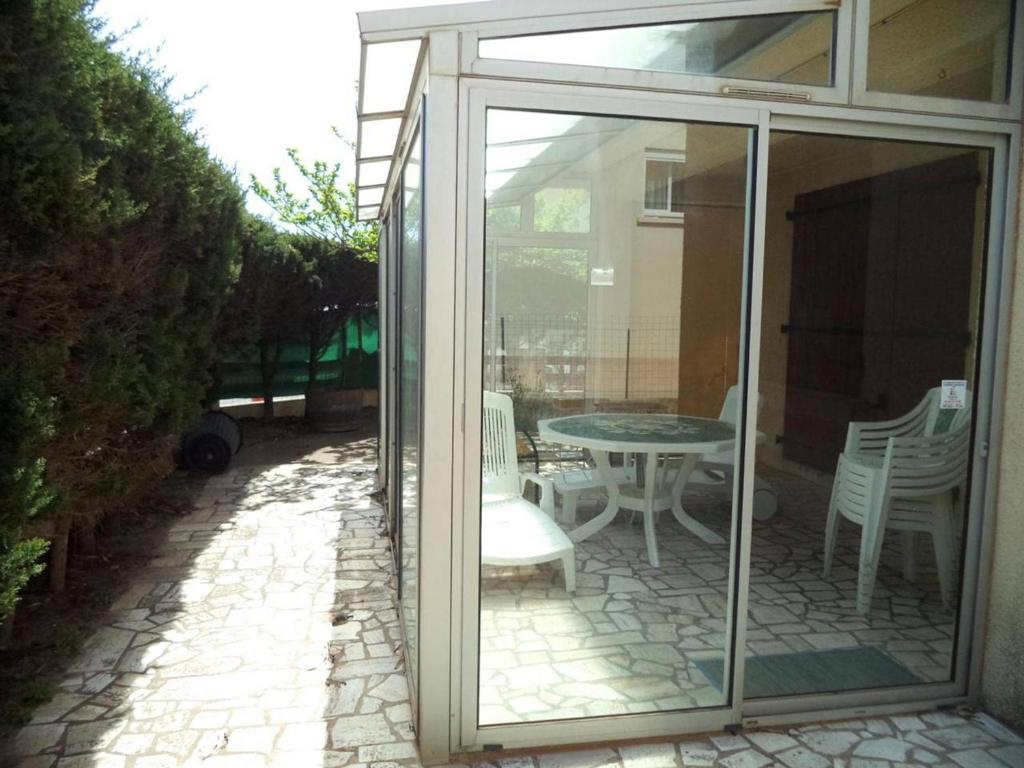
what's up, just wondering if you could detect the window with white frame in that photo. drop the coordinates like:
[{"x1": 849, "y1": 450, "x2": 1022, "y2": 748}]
[{"x1": 643, "y1": 151, "x2": 687, "y2": 218}]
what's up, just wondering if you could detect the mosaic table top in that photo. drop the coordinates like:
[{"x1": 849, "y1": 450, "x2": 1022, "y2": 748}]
[{"x1": 538, "y1": 412, "x2": 738, "y2": 453}]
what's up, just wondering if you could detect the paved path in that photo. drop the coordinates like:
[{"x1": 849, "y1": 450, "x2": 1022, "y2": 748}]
[{"x1": 3, "y1": 435, "x2": 1022, "y2": 768}]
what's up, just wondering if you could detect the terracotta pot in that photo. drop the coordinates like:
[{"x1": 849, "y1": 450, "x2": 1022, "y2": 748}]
[{"x1": 306, "y1": 389, "x2": 363, "y2": 432}]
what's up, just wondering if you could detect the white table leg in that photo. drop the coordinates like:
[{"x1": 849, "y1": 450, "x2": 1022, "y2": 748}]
[
  {"x1": 670, "y1": 453, "x2": 726, "y2": 545},
  {"x1": 642, "y1": 450, "x2": 661, "y2": 567},
  {"x1": 567, "y1": 449, "x2": 621, "y2": 543}
]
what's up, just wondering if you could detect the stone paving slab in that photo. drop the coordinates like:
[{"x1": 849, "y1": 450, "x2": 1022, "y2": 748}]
[{"x1": 1, "y1": 436, "x2": 1021, "y2": 768}]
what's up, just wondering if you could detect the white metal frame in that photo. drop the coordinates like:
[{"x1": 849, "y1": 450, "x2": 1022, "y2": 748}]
[
  {"x1": 415, "y1": 29, "x2": 463, "y2": 766},
  {"x1": 358, "y1": 2, "x2": 1024, "y2": 763},
  {"x1": 851, "y1": 0, "x2": 1024, "y2": 121},
  {"x1": 461, "y1": 0, "x2": 853, "y2": 107}
]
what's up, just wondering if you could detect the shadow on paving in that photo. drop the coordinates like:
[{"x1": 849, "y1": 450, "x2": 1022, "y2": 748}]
[
  {"x1": 0, "y1": 426, "x2": 434, "y2": 768},
  {"x1": 4, "y1": 424, "x2": 1023, "y2": 768}
]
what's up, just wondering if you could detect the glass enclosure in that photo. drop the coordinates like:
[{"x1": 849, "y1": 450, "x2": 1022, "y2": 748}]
[
  {"x1": 362, "y1": 0, "x2": 1018, "y2": 758},
  {"x1": 399, "y1": 120, "x2": 424, "y2": 694},
  {"x1": 478, "y1": 108, "x2": 754, "y2": 724}
]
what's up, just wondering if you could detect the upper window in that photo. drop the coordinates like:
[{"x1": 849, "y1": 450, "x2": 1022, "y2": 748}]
[
  {"x1": 866, "y1": 0, "x2": 1015, "y2": 103},
  {"x1": 643, "y1": 152, "x2": 687, "y2": 218},
  {"x1": 479, "y1": 11, "x2": 838, "y2": 87}
]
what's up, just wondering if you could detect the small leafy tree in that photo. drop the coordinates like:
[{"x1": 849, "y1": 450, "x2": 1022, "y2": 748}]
[
  {"x1": 251, "y1": 145, "x2": 379, "y2": 257},
  {"x1": 245, "y1": 140, "x2": 380, "y2": 404},
  {"x1": 219, "y1": 217, "x2": 310, "y2": 419},
  {"x1": 290, "y1": 237, "x2": 377, "y2": 393}
]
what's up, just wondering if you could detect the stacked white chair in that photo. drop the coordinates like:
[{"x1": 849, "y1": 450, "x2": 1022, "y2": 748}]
[
  {"x1": 689, "y1": 385, "x2": 778, "y2": 521},
  {"x1": 823, "y1": 387, "x2": 972, "y2": 614}
]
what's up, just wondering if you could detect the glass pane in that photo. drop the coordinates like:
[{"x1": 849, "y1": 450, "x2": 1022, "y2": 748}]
[
  {"x1": 358, "y1": 159, "x2": 391, "y2": 187},
  {"x1": 479, "y1": 108, "x2": 753, "y2": 725},
  {"x1": 750, "y1": 131, "x2": 991, "y2": 698},
  {"x1": 867, "y1": 0, "x2": 1014, "y2": 102},
  {"x1": 480, "y1": 11, "x2": 836, "y2": 87},
  {"x1": 645, "y1": 160, "x2": 671, "y2": 211},
  {"x1": 399, "y1": 125, "x2": 423, "y2": 693},
  {"x1": 360, "y1": 117, "x2": 402, "y2": 159},
  {"x1": 358, "y1": 186, "x2": 384, "y2": 208},
  {"x1": 362, "y1": 40, "x2": 421, "y2": 114}
]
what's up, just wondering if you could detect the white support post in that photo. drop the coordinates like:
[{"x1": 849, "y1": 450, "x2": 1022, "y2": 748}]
[{"x1": 417, "y1": 28, "x2": 460, "y2": 766}]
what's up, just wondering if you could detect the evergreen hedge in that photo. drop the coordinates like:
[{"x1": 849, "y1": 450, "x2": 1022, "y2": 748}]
[{"x1": 0, "y1": 0, "x2": 244, "y2": 618}]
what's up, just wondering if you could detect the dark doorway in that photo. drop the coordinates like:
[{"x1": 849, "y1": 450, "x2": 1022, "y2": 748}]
[{"x1": 782, "y1": 153, "x2": 982, "y2": 471}]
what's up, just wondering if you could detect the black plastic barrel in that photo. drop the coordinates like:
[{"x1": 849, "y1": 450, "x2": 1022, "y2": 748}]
[{"x1": 183, "y1": 411, "x2": 242, "y2": 472}]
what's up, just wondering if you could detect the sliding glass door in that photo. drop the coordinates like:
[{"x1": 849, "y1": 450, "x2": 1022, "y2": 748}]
[
  {"x1": 746, "y1": 130, "x2": 993, "y2": 700},
  {"x1": 461, "y1": 86, "x2": 1002, "y2": 748},
  {"x1": 474, "y1": 105, "x2": 757, "y2": 726}
]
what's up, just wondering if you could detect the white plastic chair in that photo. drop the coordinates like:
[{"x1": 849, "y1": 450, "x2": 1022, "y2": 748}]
[
  {"x1": 838, "y1": 387, "x2": 971, "y2": 458},
  {"x1": 689, "y1": 385, "x2": 778, "y2": 521},
  {"x1": 482, "y1": 391, "x2": 576, "y2": 592},
  {"x1": 824, "y1": 392, "x2": 972, "y2": 615},
  {"x1": 552, "y1": 462, "x2": 634, "y2": 525}
]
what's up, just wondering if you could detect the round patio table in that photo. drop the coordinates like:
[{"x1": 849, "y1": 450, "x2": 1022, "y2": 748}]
[{"x1": 538, "y1": 412, "x2": 744, "y2": 567}]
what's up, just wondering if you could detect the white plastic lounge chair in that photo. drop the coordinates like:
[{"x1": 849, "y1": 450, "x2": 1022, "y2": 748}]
[
  {"x1": 482, "y1": 391, "x2": 576, "y2": 592},
  {"x1": 824, "y1": 388, "x2": 972, "y2": 614}
]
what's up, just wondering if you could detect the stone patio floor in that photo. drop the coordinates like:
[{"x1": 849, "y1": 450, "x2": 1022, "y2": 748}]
[
  {"x1": 479, "y1": 462, "x2": 959, "y2": 724},
  {"x1": 2, "y1": 433, "x2": 1022, "y2": 768}
]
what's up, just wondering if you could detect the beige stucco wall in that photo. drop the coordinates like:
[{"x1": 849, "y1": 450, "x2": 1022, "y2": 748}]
[{"x1": 981, "y1": 132, "x2": 1024, "y2": 732}]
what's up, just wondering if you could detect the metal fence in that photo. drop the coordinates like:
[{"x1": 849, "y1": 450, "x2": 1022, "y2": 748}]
[
  {"x1": 484, "y1": 313, "x2": 680, "y2": 403},
  {"x1": 218, "y1": 312, "x2": 379, "y2": 399}
]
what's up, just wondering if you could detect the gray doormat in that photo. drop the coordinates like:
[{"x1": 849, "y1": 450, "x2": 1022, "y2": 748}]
[{"x1": 694, "y1": 646, "x2": 922, "y2": 698}]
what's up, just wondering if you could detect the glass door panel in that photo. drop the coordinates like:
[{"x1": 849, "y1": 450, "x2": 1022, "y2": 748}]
[
  {"x1": 748, "y1": 131, "x2": 991, "y2": 698},
  {"x1": 478, "y1": 108, "x2": 754, "y2": 725},
  {"x1": 399, "y1": 125, "x2": 423, "y2": 695}
]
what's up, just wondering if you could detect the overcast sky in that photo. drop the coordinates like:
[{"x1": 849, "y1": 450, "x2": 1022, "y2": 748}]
[{"x1": 93, "y1": 0, "x2": 472, "y2": 214}]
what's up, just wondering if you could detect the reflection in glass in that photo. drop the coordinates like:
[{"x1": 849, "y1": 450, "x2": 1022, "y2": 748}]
[
  {"x1": 479, "y1": 108, "x2": 753, "y2": 724},
  {"x1": 399, "y1": 126, "x2": 423, "y2": 692},
  {"x1": 644, "y1": 154, "x2": 688, "y2": 215},
  {"x1": 533, "y1": 187, "x2": 591, "y2": 233},
  {"x1": 480, "y1": 11, "x2": 836, "y2": 87},
  {"x1": 748, "y1": 132, "x2": 991, "y2": 698},
  {"x1": 486, "y1": 204, "x2": 522, "y2": 234},
  {"x1": 867, "y1": 0, "x2": 1014, "y2": 102}
]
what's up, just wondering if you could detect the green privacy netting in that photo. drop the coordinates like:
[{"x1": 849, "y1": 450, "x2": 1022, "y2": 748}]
[{"x1": 218, "y1": 312, "x2": 379, "y2": 399}]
